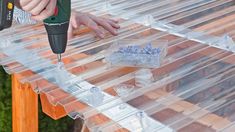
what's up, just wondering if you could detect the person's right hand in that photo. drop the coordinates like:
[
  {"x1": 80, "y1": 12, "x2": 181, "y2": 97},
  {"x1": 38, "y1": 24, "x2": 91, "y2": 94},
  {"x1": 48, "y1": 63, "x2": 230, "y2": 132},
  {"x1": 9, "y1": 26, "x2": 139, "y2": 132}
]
[{"x1": 16, "y1": 0, "x2": 57, "y2": 21}]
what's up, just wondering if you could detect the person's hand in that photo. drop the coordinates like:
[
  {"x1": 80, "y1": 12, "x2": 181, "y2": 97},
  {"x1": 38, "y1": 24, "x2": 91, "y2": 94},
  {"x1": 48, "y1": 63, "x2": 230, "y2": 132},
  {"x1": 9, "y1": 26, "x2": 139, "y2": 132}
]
[
  {"x1": 16, "y1": 0, "x2": 57, "y2": 21},
  {"x1": 68, "y1": 11, "x2": 120, "y2": 39}
]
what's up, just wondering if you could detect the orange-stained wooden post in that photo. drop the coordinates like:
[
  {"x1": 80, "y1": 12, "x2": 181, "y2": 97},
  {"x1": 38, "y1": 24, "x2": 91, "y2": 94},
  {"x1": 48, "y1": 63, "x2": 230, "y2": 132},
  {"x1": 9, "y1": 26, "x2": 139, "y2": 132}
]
[{"x1": 12, "y1": 74, "x2": 38, "y2": 132}]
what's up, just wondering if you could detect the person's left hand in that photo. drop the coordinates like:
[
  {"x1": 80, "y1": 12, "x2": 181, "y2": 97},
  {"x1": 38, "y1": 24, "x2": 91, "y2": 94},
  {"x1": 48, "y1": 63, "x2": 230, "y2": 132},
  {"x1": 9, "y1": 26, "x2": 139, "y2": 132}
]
[{"x1": 68, "y1": 11, "x2": 120, "y2": 39}]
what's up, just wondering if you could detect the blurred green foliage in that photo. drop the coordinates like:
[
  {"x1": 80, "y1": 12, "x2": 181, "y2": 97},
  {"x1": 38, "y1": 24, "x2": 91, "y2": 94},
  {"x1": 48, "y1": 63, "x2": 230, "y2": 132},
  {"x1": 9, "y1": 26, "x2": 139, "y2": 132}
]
[
  {"x1": 0, "y1": 67, "x2": 12, "y2": 132},
  {"x1": 0, "y1": 67, "x2": 74, "y2": 132}
]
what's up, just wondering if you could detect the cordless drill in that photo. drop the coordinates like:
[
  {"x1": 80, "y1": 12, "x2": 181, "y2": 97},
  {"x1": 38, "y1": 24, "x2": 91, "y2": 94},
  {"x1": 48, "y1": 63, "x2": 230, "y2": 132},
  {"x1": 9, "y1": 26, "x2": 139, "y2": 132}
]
[{"x1": 0, "y1": 0, "x2": 71, "y2": 62}]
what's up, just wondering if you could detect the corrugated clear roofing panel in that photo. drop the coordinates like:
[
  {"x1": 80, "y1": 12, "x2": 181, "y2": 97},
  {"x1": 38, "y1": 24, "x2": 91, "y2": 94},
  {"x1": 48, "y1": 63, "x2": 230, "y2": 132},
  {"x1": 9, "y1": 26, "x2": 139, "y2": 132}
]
[{"x1": 0, "y1": 0, "x2": 235, "y2": 132}]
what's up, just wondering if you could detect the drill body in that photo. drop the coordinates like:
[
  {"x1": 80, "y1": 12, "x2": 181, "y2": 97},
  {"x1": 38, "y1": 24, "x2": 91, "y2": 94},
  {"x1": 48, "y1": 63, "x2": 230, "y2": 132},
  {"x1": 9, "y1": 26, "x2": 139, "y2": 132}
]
[
  {"x1": 0, "y1": 0, "x2": 14, "y2": 31},
  {"x1": 44, "y1": 0, "x2": 71, "y2": 56},
  {"x1": 0, "y1": 0, "x2": 71, "y2": 61}
]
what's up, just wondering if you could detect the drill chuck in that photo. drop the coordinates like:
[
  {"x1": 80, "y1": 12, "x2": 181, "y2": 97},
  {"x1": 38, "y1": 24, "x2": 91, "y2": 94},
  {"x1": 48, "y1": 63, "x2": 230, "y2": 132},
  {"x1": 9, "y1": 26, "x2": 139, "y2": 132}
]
[{"x1": 44, "y1": 22, "x2": 69, "y2": 54}]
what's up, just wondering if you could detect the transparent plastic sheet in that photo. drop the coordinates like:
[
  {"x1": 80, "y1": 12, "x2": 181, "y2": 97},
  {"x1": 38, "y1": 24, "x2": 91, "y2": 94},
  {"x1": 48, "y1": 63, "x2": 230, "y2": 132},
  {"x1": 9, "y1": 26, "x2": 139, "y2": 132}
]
[
  {"x1": 10, "y1": 12, "x2": 233, "y2": 89},
  {"x1": 221, "y1": 122, "x2": 235, "y2": 132},
  {"x1": 72, "y1": 44, "x2": 224, "y2": 111},
  {"x1": 2, "y1": 0, "x2": 235, "y2": 76},
  {"x1": 90, "y1": 10, "x2": 219, "y2": 55},
  {"x1": 1, "y1": 20, "x2": 147, "y2": 75},
  {"x1": 18, "y1": 23, "x2": 149, "y2": 83},
  {"x1": 1, "y1": 27, "x2": 233, "y2": 132},
  {"x1": 40, "y1": 35, "x2": 174, "y2": 118},
  {"x1": 86, "y1": 50, "x2": 233, "y2": 131},
  {"x1": 89, "y1": 0, "x2": 235, "y2": 52},
  {"x1": 141, "y1": 62, "x2": 235, "y2": 131},
  {"x1": 0, "y1": 2, "x2": 226, "y2": 88},
  {"x1": 81, "y1": 49, "x2": 232, "y2": 130},
  {"x1": 36, "y1": 34, "x2": 204, "y2": 111},
  {"x1": 68, "y1": 44, "x2": 229, "y2": 119},
  {"x1": 0, "y1": 0, "x2": 235, "y2": 132},
  {"x1": 89, "y1": 36, "x2": 230, "y2": 88},
  {"x1": 21, "y1": 18, "x2": 148, "y2": 71},
  {"x1": 4, "y1": 24, "x2": 151, "y2": 107}
]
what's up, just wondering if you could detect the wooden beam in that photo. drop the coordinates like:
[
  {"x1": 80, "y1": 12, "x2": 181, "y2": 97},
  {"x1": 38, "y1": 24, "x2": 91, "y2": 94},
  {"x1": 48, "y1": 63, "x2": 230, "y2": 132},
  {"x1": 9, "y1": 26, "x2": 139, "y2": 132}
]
[
  {"x1": 40, "y1": 93, "x2": 67, "y2": 120},
  {"x1": 12, "y1": 74, "x2": 38, "y2": 132}
]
